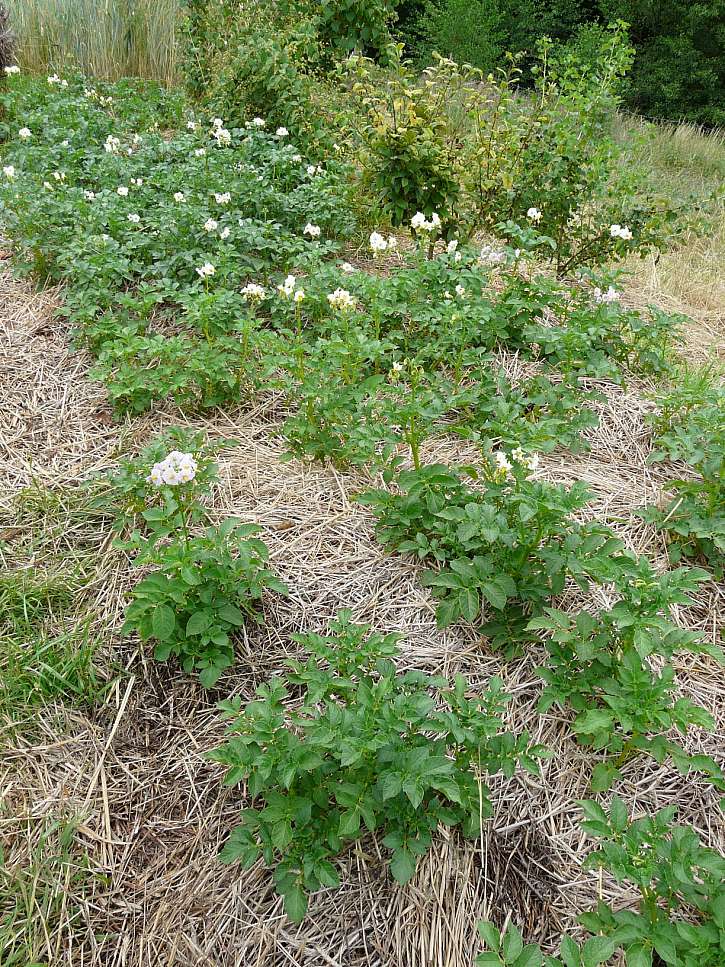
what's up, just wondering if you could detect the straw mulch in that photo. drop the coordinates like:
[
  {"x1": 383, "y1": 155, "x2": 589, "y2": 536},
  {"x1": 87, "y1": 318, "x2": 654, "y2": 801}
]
[{"x1": 0, "y1": 264, "x2": 723, "y2": 967}]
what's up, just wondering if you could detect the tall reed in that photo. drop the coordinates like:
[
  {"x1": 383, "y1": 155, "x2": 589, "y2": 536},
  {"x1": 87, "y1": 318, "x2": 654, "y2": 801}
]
[{"x1": 8, "y1": 0, "x2": 180, "y2": 84}]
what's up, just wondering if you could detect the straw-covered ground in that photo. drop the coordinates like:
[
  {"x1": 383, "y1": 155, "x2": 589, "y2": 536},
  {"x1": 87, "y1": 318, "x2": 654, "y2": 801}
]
[{"x1": 0, "y1": 257, "x2": 723, "y2": 966}]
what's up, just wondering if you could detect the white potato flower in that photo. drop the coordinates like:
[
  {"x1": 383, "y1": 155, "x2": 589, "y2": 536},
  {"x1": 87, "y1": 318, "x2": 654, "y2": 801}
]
[
  {"x1": 480, "y1": 244, "x2": 506, "y2": 265},
  {"x1": 83, "y1": 190, "x2": 96, "y2": 200},
  {"x1": 241, "y1": 282, "x2": 266, "y2": 301},
  {"x1": 194, "y1": 148, "x2": 206, "y2": 157},
  {"x1": 277, "y1": 274, "x2": 297, "y2": 297},
  {"x1": 4, "y1": 65, "x2": 20, "y2": 76},
  {"x1": 18, "y1": 127, "x2": 31, "y2": 140},
  {"x1": 196, "y1": 262, "x2": 216, "y2": 278},
  {"x1": 173, "y1": 191, "x2": 186, "y2": 202},
  {"x1": 127, "y1": 213, "x2": 140, "y2": 223},
  {"x1": 327, "y1": 288, "x2": 355, "y2": 311},
  {"x1": 594, "y1": 285, "x2": 620, "y2": 304},
  {"x1": 220, "y1": 226, "x2": 231, "y2": 240},
  {"x1": 214, "y1": 191, "x2": 231, "y2": 204},
  {"x1": 276, "y1": 126, "x2": 289, "y2": 137},
  {"x1": 147, "y1": 451, "x2": 198, "y2": 487},
  {"x1": 369, "y1": 231, "x2": 387, "y2": 255},
  {"x1": 303, "y1": 222, "x2": 321, "y2": 238},
  {"x1": 3, "y1": 165, "x2": 15, "y2": 179},
  {"x1": 117, "y1": 185, "x2": 129, "y2": 197},
  {"x1": 526, "y1": 207, "x2": 542, "y2": 222},
  {"x1": 203, "y1": 218, "x2": 218, "y2": 232},
  {"x1": 493, "y1": 451, "x2": 513, "y2": 478}
]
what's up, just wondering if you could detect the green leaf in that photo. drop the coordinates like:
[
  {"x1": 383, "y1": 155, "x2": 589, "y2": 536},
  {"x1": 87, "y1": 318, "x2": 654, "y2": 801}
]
[
  {"x1": 514, "y1": 946, "x2": 543, "y2": 967},
  {"x1": 477, "y1": 922, "x2": 501, "y2": 949},
  {"x1": 582, "y1": 936, "x2": 616, "y2": 967},
  {"x1": 502, "y1": 925, "x2": 524, "y2": 962},
  {"x1": 284, "y1": 884, "x2": 308, "y2": 922},
  {"x1": 152, "y1": 604, "x2": 176, "y2": 641},
  {"x1": 476, "y1": 955, "x2": 503, "y2": 967},
  {"x1": 608, "y1": 797, "x2": 628, "y2": 832},
  {"x1": 186, "y1": 611, "x2": 213, "y2": 637},
  {"x1": 390, "y1": 848, "x2": 416, "y2": 884},
  {"x1": 591, "y1": 762, "x2": 620, "y2": 793},
  {"x1": 559, "y1": 936, "x2": 581, "y2": 967},
  {"x1": 624, "y1": 943, "x2": 652, "y2": 967},
  {"x1": 219, "y1": 603, "x2": 246, "y2": 626}
]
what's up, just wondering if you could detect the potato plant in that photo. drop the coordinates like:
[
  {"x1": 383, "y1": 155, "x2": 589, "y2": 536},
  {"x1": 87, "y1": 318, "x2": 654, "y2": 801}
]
[{"x1": 211, "y1": 613, "x2": 547, "y2": 920}]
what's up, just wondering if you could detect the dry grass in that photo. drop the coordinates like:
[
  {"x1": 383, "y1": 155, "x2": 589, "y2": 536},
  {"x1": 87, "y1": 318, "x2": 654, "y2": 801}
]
[
  {"x1": 616, "y1": 115, "x2": 725, "y2": 349},
  {"x1": 7, "y1": 0, "x2": 180, "y2": 85},
  {"x1": 1, "y1": 260, "x2": 723, "y2": 965}
]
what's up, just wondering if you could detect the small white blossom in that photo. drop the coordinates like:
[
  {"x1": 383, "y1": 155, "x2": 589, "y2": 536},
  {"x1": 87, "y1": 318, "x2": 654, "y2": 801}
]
[
  {"x1": 213, "y1": 127, "x2": 231, "y2": 145},
  {"x1": 4, "y1": 65, "x2": 20, "y2": 76},
  {"x1": 53, "y1": 171, "x2": 65, "y2": 182},
  {"x1": 117, "y1": 185, "x2": 129, "y2": 197},
  {"x1": 196, "y1": 262, "x2": 216, "y2": 278},
  {"x1": 341, "y1": 262, "x2": 355, "y2": 273},
  {"x1": 214, "y1": 191, "x2": 231, "y2": 205},
  {"x1": 480, "y1": 244, "x2": 506, "y2": 265},
  {"x1": 292, "y1": 153, "x2": 302, "y2": 163},
  {"x1": 127, "y1": 213, "x2": 140, "y2": 223},
  {"x1": 455, "y1": 284, "x2": 466, "y2": 298},
  {"x1": 104, "y1": 135, "x2": 120, "y2": 153},
  {"x1": 43, "y1": 180, "x2": 53, "y2": 189},
  {"x1": 241, "y1": 282, "x2": 266, "y2": 301},
  {"x1": 526, "y1": 207, "x2": 542, "y2": 223},
  {"x1": 306, "y1": 163, "x2": 322, "y2": 176},
  {"x1": 610, "y1": 223, "x2": 633, "y2": 240},
  {"x1": 493, "y1": 451, "x2": 513, "y2": 478},
  {"x1": 293, "y1": 289, "x2": 305, "y2": 303},
  {"x1": 212, "y1": 118, "x2": 224, "y2": 129},
  {"x1": 3, "y1": 165, "x2": 15, "y2": 179},
  {"x1": 250, "y1": 117, "x2": 266, "y2": 127},
  {"x1": 194, "y1": 148, "x2": 206, "y2": 157},
  {"x1": 594, "y1": 285, "x2": 620, "y2": 304},
  {"x1": 147, "y1": 451, "x2": 198, "y2": 487},
  {"x1": 277, "y1": 274, "x2": 297, "y2": 297},
  {"x1": 83, "y1": 190, "x2": 95, "y2": 200},
  {"x1": 387, "y1": 235, "x2": 398, "y2": 251},
  {"x1": 220, "y1": 226, "x2": 231, "y2": 240},
  {"x1": 18, "y1": 127, "x2": 31, "y2": 140},
  {"x1": 392, "y1": 361, "x2": 404, "y2": 373},
  {"x1": 327, "y1": 288, "x2": 355, "y2": 312},
  {"x1": 173, "y1": 191, "x2": 186, "y2": 203},
  {"x1": 130, "y1": 177, "x2": 143, "y2": 187},
  {"x1": 303, "y1": 222, "x2": 321, "y2": 238},
  {"x1": 447, "y1": 239, "x2": 458, "y2": 255},
  {"x1": 203, "y1": 218, "x2": 218, "y2": 232},
  {"x1": 369, "y1": 231, "x2": 388, "y2": 256},
  {"x1": 276, "y1": 126, "x2": 289, "y2": 137},
  {"x1": 411, "y1": 211, "x2": 441, "y2": 234},
  {"x1": 187, "y1": 120, "x2": 197, "y2": 131}
]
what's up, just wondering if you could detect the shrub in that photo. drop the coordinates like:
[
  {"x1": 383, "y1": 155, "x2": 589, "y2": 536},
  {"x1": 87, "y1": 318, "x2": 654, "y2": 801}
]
[
  {"x1": 317, "y1": 0, "x2": 394, "y2": 60},
  {"x1": 211, "y1": 612, "x2": 547, "y2": 919}
]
